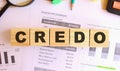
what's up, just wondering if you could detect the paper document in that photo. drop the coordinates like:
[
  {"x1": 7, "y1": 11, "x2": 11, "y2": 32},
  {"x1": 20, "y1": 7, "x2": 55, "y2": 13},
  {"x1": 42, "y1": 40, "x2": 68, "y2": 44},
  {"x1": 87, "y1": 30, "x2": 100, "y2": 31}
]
[{"x1": 0, "y1": 47, "x2": 22, "y2": 71}]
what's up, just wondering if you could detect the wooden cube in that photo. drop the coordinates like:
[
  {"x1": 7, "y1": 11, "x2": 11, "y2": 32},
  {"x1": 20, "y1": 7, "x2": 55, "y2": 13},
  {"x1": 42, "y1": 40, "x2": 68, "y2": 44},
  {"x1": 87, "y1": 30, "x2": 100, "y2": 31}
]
[
  {"x1": 50, "y1": 28, "x2": 69, "y2": 46},
  {"x1": 30, "y1": 28, "x2": 49, "y2": 46},
  {"x1": 90, "y1": 29, "x2": 109, "y2": 47},
  {"x1": 11, "y1": 28, "x2": 30, "y2": 46},
  {"x1": 70, "y1": 28, "x2": 89, "y2": 47}
]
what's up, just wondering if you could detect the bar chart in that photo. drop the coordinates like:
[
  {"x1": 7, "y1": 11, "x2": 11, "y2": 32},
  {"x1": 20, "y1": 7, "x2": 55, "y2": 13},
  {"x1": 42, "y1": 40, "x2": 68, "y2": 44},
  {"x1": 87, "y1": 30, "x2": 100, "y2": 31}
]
[
  {"x1": 101, "y1": 47, "x2": 109, "y2": 59},
  {"x1": 114, "y1": 43, "x2": 120, "y2": 61},
  {"x1": 0, "y1": 48, "x2": 22, "y2": 71},
  {"x1": 76, "y1": 42, "x2": 120, "y2": 71},
  {"x1": 80, "y1": 42, "x2": 120, "y2": 71},
  {"x1": 88, "y1": 47, "x2": 109, "y2": 59},
  {"x1": 0, "y1": 52, "x2": 16, "y2": 65},
  {"x1": 88, "y1": 43, "x2": 120, "y2": 61},
  {"x1": 88, "y1": 47, "x2": 96, "y2": 56}
]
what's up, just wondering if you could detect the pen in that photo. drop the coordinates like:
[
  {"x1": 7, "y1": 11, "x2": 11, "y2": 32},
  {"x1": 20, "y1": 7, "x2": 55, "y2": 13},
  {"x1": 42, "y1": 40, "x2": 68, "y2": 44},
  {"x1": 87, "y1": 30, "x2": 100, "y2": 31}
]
[{"x1": 71, "y1": 0, "x2": 75, "y2": 10}]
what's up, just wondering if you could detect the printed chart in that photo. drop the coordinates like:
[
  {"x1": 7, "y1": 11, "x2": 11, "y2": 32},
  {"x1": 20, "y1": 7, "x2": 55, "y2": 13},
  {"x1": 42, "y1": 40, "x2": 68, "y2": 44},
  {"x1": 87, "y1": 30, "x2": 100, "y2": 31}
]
[{"x1": 0, "y1": 47, "x2": 22, "y2": 71}]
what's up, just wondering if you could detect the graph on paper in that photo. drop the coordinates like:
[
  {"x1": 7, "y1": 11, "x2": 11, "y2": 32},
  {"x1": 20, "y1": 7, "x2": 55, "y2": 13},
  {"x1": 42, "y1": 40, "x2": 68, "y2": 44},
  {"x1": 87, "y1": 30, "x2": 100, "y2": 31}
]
[
  {"x1": 0, "y1": 52, "x2": 15, "y2": 65},
  {"x1": 0, "y1": 48, "x2": 22, "y2": 71}
]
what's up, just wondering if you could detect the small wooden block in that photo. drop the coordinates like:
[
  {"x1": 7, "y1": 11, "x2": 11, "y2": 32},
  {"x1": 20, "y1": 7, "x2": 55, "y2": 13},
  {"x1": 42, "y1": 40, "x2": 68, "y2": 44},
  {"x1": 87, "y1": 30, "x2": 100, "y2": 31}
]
[
  {"x1": 70, "y1": 28, "x2": 89, "y2": 47},
  {"x1": 30, "y1": 28, "x2": 49, "y2": 46},
  {"x1": 50, "y1": 28, "x2": 69, "y2": 46},
  {"x1": 11, "y1": 28, "x2": 30, "y2": 46},
  {"x1": 90, "y1": 29, "x2": 109, "y2": 47}
]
